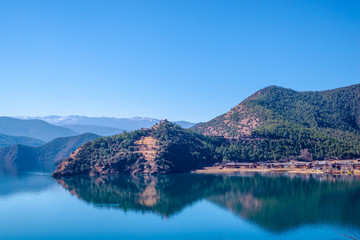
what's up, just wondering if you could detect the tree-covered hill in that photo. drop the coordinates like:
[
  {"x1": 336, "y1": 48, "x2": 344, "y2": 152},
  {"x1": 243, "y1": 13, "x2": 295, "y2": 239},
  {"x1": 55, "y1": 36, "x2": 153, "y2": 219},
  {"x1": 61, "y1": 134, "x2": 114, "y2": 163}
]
[
  {"x1": 193, "y1": 84, "x2": 360, "y2": 161},
  {"x1": 53, "y1": 121, "x2": 222, "y2": 177},
  {"x1": 0, "y1": 133, "x2": 99, "y2": 174}
]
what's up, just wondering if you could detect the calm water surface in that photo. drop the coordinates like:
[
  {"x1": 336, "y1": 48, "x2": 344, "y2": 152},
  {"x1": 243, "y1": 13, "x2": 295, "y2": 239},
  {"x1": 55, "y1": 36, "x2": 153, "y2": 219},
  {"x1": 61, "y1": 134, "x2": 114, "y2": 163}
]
[{"x1": 0, "y1": 173, "x2": 359, "y2": 240}]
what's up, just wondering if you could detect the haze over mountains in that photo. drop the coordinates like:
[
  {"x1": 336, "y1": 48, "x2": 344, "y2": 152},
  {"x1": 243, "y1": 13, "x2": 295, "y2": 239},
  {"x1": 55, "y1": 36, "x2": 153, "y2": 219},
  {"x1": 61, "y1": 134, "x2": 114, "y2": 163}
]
[
  {"x1": 62, "y1": 124, "x2": 124, "y2": 136},
  {"x1": 0, "y1": 117, "x2": 77, "y2": 142},
  {"x1": 0, "y1": 116, "x2": 195, "y2": 174},
  {"x1": 19, "y1": 115, "x2": 196, "y2": 131},
  {"x1": 0, "y1": 116, "x2": 195, "y2": 146},
  {"x1": 0, "y1": 134, "x2": 44, "y2": 148},
  {"x1": 0, "y1": 133, "x2": 99, "y2": 174}
]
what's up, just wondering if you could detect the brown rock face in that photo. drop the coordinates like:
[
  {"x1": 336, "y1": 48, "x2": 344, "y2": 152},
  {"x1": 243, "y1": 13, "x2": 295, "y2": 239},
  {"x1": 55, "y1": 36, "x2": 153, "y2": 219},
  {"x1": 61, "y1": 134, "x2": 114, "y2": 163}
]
[
  {"x1": 133, "y1": 136, "x2": 159, "y2": 174},
  {"x1": 194, "y1": 103, "x2": 261, "y2": 139}
]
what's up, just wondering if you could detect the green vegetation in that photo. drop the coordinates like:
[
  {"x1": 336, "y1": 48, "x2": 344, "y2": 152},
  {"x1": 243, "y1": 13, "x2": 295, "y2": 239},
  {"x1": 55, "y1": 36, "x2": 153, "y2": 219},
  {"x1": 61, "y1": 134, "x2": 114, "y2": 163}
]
[
  {"x1": 150, "y1": 121, "x2": 223, "y2": 173},
  {"x1": 54, "y1": 84, "x2": 360, "y2": 176},
  {"x1": 53, "y1": 121, "x2": 223, "y2": 176},
  {"x1": 194, "y1": 84, "x2": 360, "y2": 161}
]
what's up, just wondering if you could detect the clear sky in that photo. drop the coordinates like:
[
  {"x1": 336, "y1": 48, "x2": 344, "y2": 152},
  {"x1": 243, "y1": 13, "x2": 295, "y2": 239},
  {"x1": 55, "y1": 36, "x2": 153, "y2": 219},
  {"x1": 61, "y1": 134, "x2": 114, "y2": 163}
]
[{"x1": 0, "y1": 0, "x2": 359, "y2": 122}]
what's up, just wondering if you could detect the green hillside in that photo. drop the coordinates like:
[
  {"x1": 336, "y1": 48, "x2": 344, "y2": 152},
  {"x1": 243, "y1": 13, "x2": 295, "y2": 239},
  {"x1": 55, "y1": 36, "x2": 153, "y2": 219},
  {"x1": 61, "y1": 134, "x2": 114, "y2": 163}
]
[
  {"x1": 193, "y1": 84, "x2": 360, "y2": 161},
  {"x1": 53, "y1": 121, "x2": 221, "y2": 176}
]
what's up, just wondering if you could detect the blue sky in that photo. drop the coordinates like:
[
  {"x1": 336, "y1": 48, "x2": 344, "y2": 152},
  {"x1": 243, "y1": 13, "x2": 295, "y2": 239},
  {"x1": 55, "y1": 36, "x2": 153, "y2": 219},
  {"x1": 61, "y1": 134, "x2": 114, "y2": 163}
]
[{"x1": 0, "y1": 0, "x2": 359, "y2": 122}]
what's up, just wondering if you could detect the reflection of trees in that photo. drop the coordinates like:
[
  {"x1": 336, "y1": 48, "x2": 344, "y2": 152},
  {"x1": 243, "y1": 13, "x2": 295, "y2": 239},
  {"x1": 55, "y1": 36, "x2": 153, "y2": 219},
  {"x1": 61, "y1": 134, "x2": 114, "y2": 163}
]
[
  {"x1": 208, "y1": 174, "x2": 360, "y2": 232},
  {"x1": 56, "y1": 174, "x2": 220, "y2": 217},
  {"x1": 55, "y1": 173, "x2": 360, "y2": 233}
]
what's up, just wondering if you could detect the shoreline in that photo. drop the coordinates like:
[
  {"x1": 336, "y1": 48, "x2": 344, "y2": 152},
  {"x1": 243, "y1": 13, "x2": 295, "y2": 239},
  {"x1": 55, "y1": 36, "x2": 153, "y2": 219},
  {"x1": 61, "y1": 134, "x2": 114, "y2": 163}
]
[{"x1": 193, "y1": 166, "x2": 360, "y2": 176}]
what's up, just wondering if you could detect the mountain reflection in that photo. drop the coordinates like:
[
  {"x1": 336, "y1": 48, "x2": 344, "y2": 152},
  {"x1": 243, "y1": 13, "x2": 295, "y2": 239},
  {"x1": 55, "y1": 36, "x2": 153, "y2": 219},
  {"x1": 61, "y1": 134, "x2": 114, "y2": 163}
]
[
  {"x1": 55, "y1": 173, "x2": 360, "y2": 232},
  {"x1": 0, "y1": 174, "x2": 54, "y2": 198}
]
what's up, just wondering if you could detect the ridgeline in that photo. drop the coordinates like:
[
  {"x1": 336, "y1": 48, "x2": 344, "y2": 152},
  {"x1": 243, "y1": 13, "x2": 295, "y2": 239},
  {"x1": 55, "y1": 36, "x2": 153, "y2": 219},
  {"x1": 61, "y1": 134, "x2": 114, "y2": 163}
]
[{"x1": 193, "y1": 84, "x2": 360, "y2": 161}]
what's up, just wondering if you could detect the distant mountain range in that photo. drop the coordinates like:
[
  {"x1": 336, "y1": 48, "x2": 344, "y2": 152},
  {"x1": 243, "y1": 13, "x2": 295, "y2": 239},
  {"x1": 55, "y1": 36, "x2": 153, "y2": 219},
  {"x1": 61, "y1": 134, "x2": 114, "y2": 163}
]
[
  {"x1": 62, "y1": 124, "x2": 124, "y2": 136},
  {"x1": 0, "y1": 116, "x2": 195, "y2": 173},
  {"x1": 0, "y1": 133, "x2": 99, "y2": 174},
  {"x1": 19, "y1": 115, "x2": 196, "y2": 131},
  {"x1": 0, "y1": 117, "x2": 77, "y2": 142},
  {"x1": 0, "y1": 116, "x2": 195, "y2": 145}
]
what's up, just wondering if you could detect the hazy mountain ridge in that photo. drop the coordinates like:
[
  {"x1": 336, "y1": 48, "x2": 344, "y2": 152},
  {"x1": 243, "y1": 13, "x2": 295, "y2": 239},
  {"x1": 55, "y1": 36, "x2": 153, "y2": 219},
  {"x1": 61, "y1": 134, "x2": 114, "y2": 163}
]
[
  {"x1": 0, "y1": 133, "x2": 99, "y2": 174},
  {"x1": 0, "y1": 134, "x2": 44, "y2": 148},
  {"x1": 0, "y1": 117, "x2": 78, "y2": 142},
  {"x1": 20, "y1": 115, "x2": 196, "y2": 131},
  {"x1": 62, "y1": 124, "x2": 124, "y2": 136},
  {"x1": 0, "y1": 117, "x2": 194, "y2": 147}
]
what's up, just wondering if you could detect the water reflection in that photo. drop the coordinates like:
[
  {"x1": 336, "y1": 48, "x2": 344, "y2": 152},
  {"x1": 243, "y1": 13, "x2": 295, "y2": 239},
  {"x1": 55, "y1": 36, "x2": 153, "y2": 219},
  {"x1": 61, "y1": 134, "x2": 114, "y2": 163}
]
[
  {"x1": 55, "y1": 173, "x2": 360, "y2": 233},
  {"x1": 0, "y1": 174, "x2": 54, "y2": 198}
]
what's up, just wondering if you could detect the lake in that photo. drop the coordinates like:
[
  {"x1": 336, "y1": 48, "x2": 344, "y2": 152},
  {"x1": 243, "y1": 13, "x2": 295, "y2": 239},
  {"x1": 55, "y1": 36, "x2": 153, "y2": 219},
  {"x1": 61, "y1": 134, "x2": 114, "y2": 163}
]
[{"x1": 0, "y1": 172, "x2": 359, "y2": 240}]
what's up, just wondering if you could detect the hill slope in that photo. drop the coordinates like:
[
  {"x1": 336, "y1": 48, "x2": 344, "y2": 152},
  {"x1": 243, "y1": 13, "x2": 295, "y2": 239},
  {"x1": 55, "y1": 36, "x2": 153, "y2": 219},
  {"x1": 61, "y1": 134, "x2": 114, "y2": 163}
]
[
  {"x1": 193, "y1": 84, "x2": 360, "y2": 161},
  {"x1": 0, "y1": 133, "x2": 99, "y2": 174},
  {"x1": 0, "y1": 134, "x2": 44, "y2": 148},
  {"x1": 0, "y1": 117, "x2": 78, "y2": 142},
  {"x1": 53, "y1": 121, "x2": 221, "y2": 177}
]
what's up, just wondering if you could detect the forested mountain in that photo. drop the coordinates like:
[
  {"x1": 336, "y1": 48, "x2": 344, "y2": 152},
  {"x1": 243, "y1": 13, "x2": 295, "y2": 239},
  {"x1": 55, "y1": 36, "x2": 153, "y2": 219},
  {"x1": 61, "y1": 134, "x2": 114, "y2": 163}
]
[
  {"x1": 53, "y1": 121, "x2": 221, "y2": 176},
  {"x1": 0, "y1": 133, "x2": 99, "y2": 174},
  {"x1": 193, "y1": 84, "x2": 360, "y2": 161},
  {"x1": 0, "y1": 117, "x2": 77, "y2": 142},
  {"x1": 0, "y1": 134, "x2": 44, "y2": 148}
]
